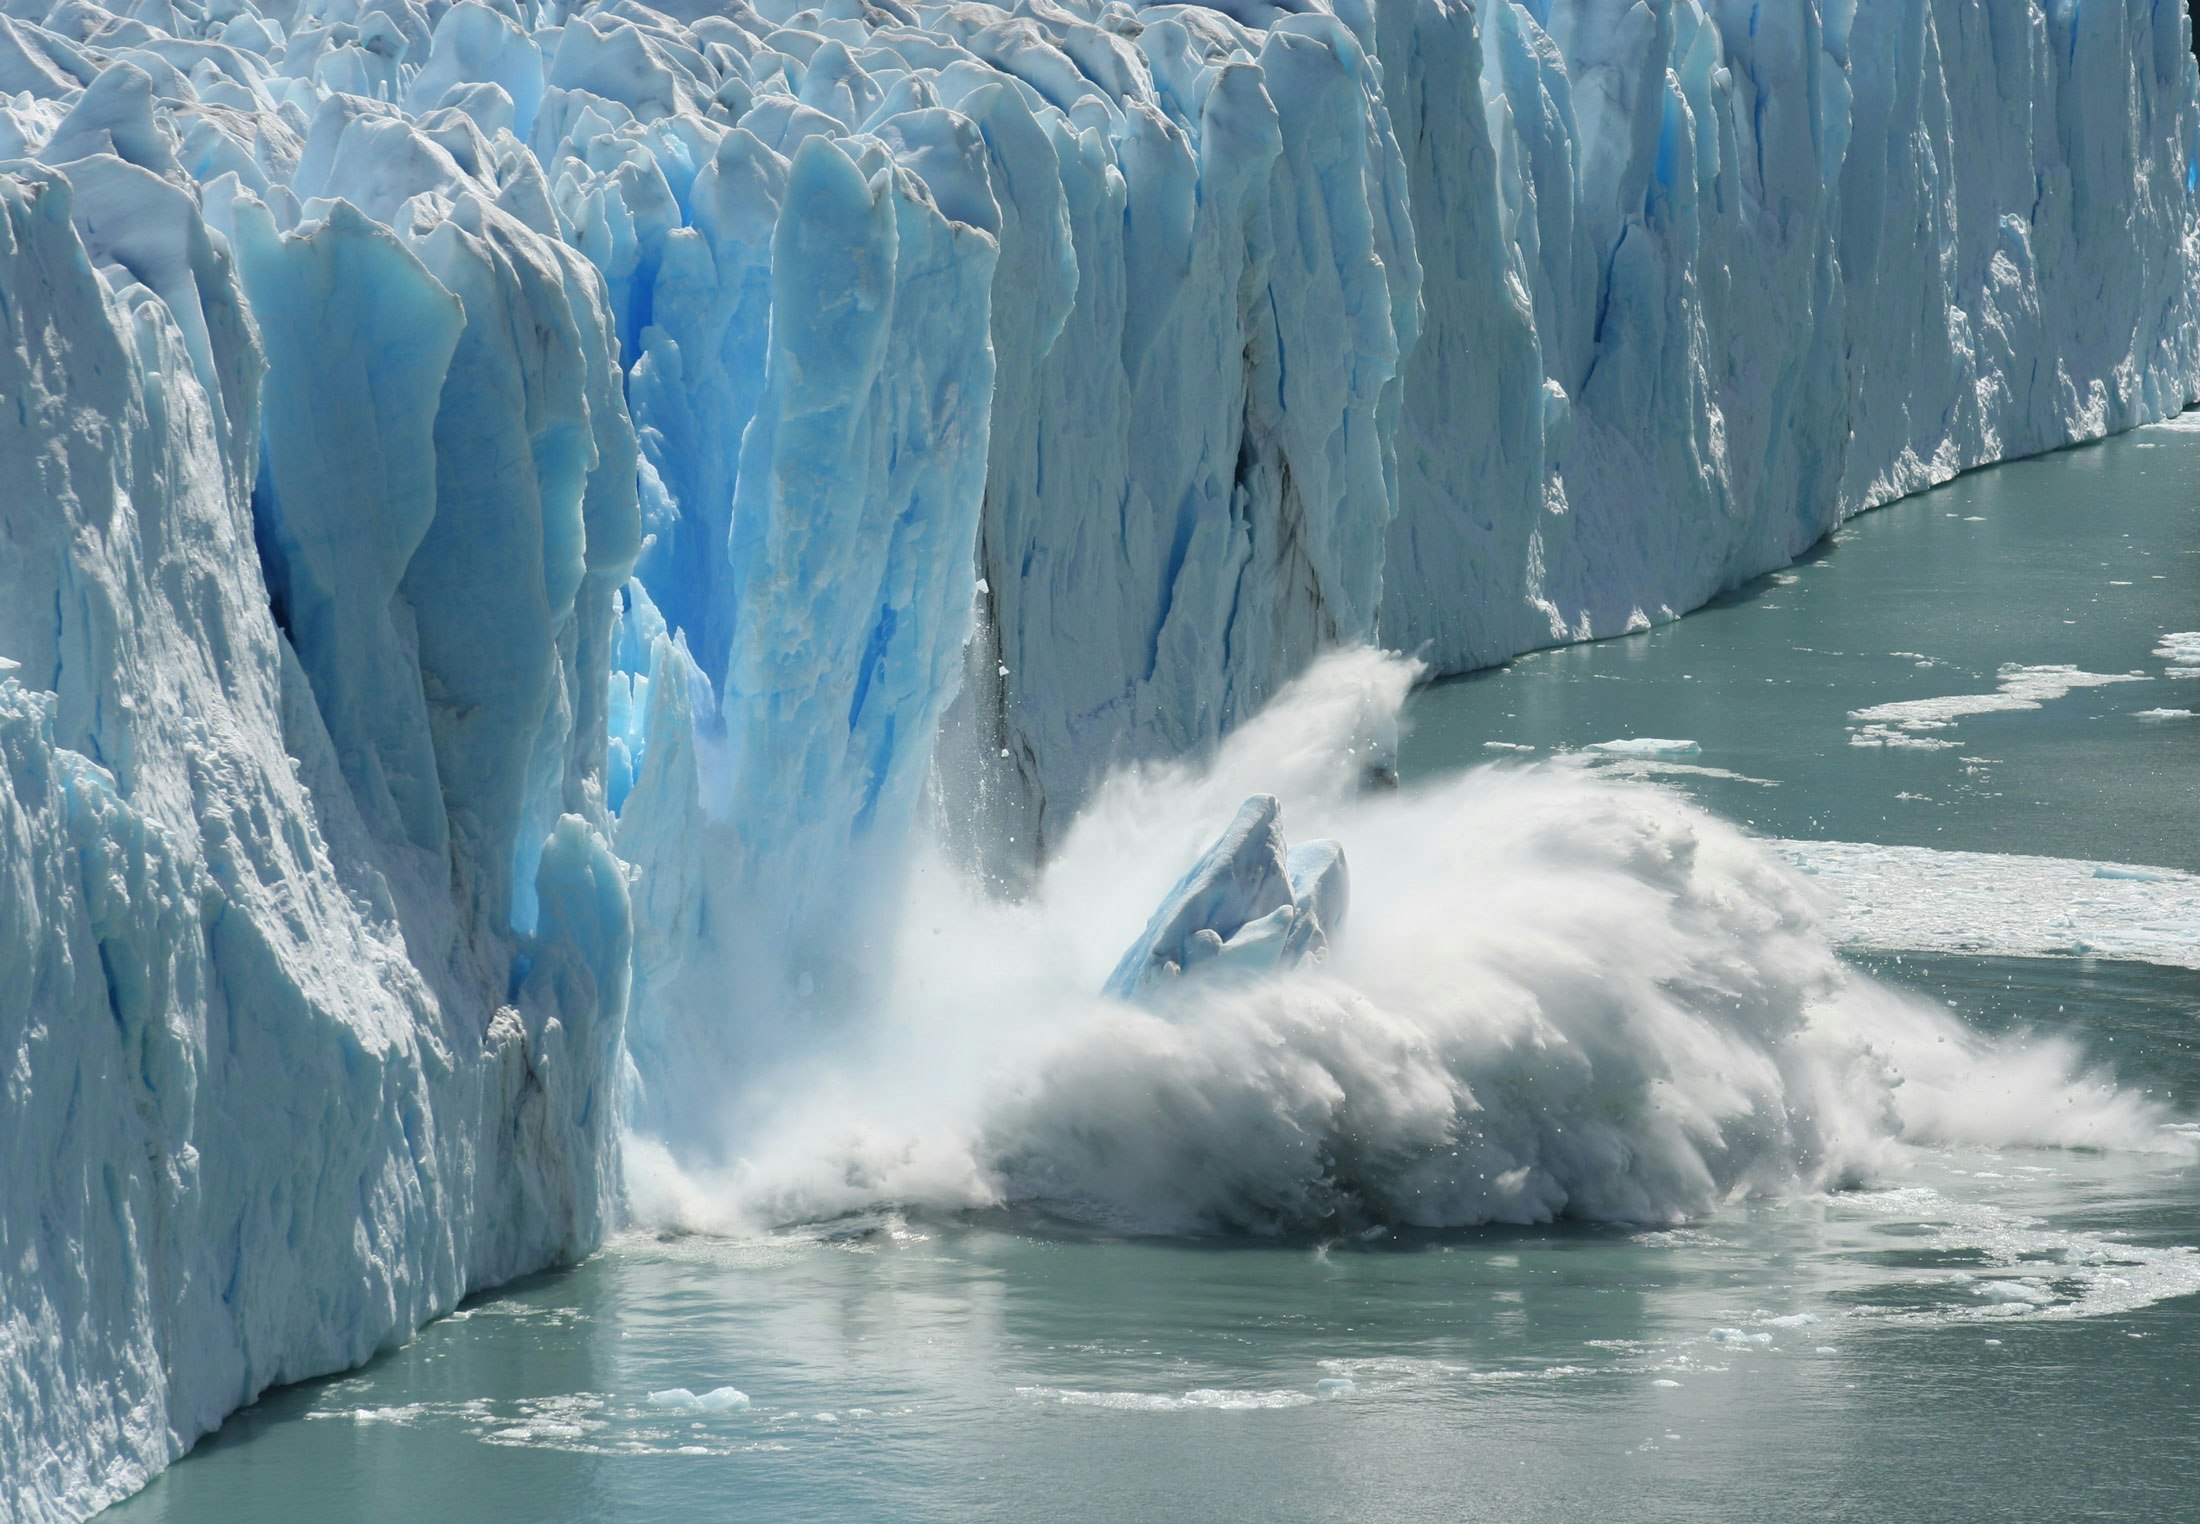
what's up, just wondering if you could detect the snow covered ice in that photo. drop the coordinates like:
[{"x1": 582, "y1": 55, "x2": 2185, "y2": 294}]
[{"x1": 4, "y1": 0, "x2": 2200, "y2": 1517}]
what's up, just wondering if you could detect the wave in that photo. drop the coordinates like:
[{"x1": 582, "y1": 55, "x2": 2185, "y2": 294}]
[{"x1": 626, "y1": 651, "x2": 2187, "y2": 1237}]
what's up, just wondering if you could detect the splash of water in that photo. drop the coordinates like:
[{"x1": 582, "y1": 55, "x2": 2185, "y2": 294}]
[{"x1": 626, "y1": 650, "x2": 2185, "y2": 1236}]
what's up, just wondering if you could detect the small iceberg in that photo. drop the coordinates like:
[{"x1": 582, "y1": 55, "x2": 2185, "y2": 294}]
[
  {"x1": 1710, "y1": 1328, "x2": 1773, "y2": 1347},
  {"x1": 647, "y1": 1387, "x2": 750, "y2": 1412},
  {"x1": 1973, "y1": 1280, "x2": 2056, "y2": 1307}
]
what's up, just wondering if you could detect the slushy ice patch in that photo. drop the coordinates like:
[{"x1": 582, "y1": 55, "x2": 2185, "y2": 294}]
[{"x1": 628, "y1": 653, "x2": 2188, "y2": 1237}]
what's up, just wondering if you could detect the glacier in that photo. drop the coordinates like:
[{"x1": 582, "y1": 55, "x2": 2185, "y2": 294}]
[{"x1": 2, "y1": 0, "x2": 2198, "y2": 1518}]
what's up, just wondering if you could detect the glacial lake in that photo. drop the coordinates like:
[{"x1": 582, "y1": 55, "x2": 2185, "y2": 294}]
[{"x1": 106, "y1": 420, "x2": 2200, "y2": 1523}]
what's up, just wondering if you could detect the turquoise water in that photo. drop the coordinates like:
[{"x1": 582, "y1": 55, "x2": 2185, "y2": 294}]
[
  {"x1": 106, "y1": 1073, "x2": 2200, "y2": 1524},
  {"x1": 1401, "y1": 419, "x2": 2200, "y2": 866},
  {"x1": 106, "y1": 425, "x2": 2200, "y2": 1523}
]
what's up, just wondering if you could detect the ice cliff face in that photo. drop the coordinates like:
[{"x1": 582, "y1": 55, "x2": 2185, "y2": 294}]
[
  {"x1": 0, "y1": 81, "x2": 633, "y2": 1524},
  {"x1": 2, "y1": 0, "x2": 2196, "y2": 1517},
  {"x1": 604, "y1": 0, "x2": 2200, "y2": 1137}
]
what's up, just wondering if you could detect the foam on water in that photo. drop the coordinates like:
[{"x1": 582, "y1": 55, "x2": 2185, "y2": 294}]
[
  {"x1": 304, "y1": 1388, "x2": 781, "y2": 1457},
  {"x1": 627, "y1": 651, "x2": 2189, "y2": 1239},
  {"x1": 1015, "y1": 1387, "x2": 1318, "y2": 1413},
  {"x1": 1560, "y1": 755, "x2": 1781, "y2": 788},
  {"x1": 1846, "y1": 1184, "x2": 2200, "y2": 1324},
  {"x1": 989, "y1": 1188, "x2": 2200, "y2": 1412},
  {"x1": 1013, "y1": 1359, "x2": 1614, "y2": 1415}
]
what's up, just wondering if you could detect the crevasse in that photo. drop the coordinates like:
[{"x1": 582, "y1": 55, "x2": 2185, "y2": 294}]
[{"x1": 1, "y1": 0, "x2": 2195, "y2": 1518}]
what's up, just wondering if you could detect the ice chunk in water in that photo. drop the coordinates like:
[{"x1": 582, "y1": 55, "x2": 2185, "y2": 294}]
[
  {"x1": 1711, "y1": 1328, "x2": 1774, "y2": 1347},
  {"x1": 1104, "y1": 796, "x2": 1349, "y2": 1001},
  {"x1": 1585, "y1": 739, "x2": 1702, "y2": 758},
  {"x1": 647, "y1": 1387, "x2": 750, "y2": 1412}
]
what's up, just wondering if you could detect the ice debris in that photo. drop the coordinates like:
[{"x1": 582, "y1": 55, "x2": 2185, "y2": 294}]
[
  {"x1": 1104, "y1": 795, "x2": 1349, "y2": 1001},
  {"x1": 647, "y1": 1387, "x2": 751, "y2": 1412}
]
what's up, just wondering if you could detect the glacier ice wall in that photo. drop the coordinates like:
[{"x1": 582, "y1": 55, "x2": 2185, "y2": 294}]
[
  {"x1": 2, "y1": 0, "x2": 2198, "y2": 1516},
  {"x1": 599, "y1": 0, "x2": 2200, "y2": 1138},
  {"x1": 933, "y1": 0, "x2": 2200, "y2": 869},
  {"x1": 0, "y1": 103, "x2": 634, "y2": 1524}
]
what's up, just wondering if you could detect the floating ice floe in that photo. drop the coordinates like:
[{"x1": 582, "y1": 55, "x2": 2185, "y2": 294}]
[
  {"x1": 646, "y1": 1387, "x2": 751, "y2": 1413},
  {"x1": 1848, "y1": 665, "x2": 2144, "y2": 748},
  {"x1": 2154, "y1": 632, "x2": 2200, "y2": 671},
  {"x1": 1773, "y1": 841, "x2": 2200, "y2": 969},
  {"x1": 1584, "y1": 738, "x2": 1702, "y2": 759}
]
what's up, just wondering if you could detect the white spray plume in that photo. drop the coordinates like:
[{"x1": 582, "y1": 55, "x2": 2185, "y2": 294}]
[{"x1": 625, "y1": 650, "x2": 2186, "y2": 1237}]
